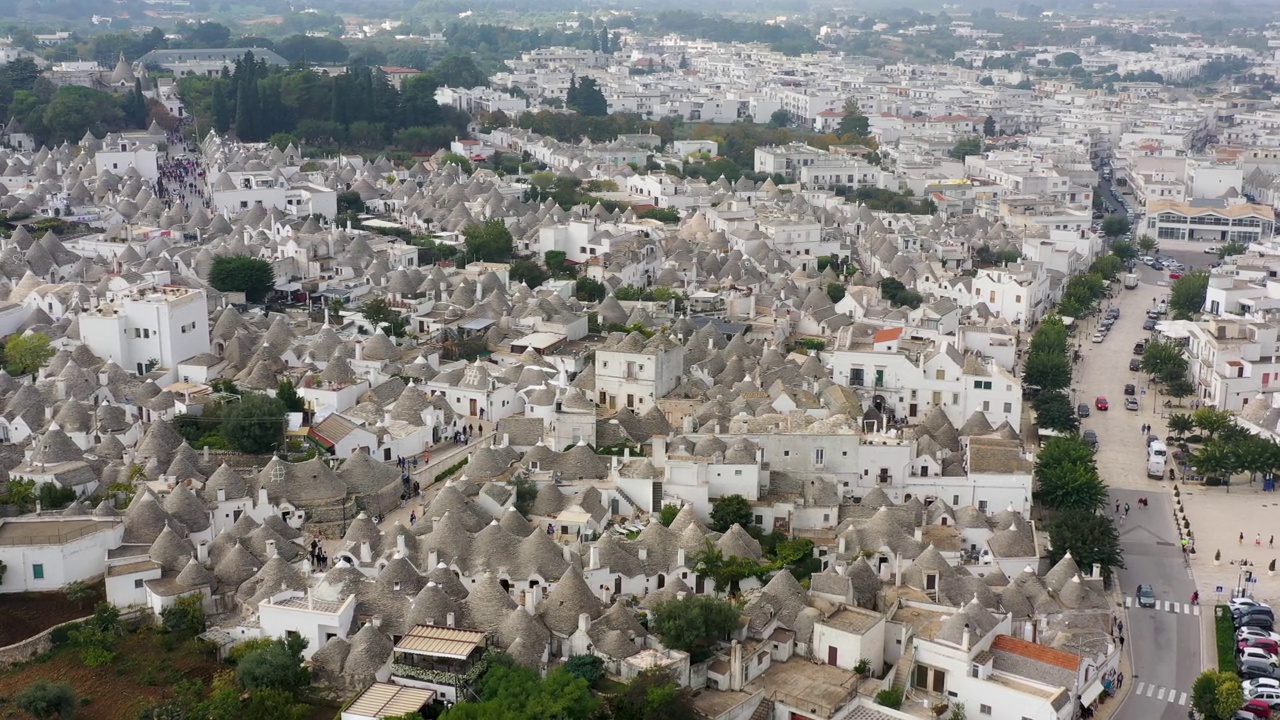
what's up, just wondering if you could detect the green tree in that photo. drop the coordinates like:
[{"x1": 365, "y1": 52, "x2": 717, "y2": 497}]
[
  {"x1": 64, "y1": 580, "x2": 96, "y2": 609},
  {"x1": 1164, "y1": 377, "x2": 1195, "y2": 403},
  {"x1": 359, "y1": 296, "x2": 407, "y2": 337},
  {"x1": 710, "y1": 494, "x2": 753, "y2": 532},
  {"x1": 1054, "y1": 51, "x2": 1082, "y2": 67},
  {"x1": 211, "y1": 82, "x2": 230, "y2": 134},
  {"x1": 1034, "y1": 435, "x2": 1106, "y2": 513},
  {"x1": 768, "y1": 109, "x2": 791, "y2": 128},
  {"x1": 1047, "y1": 509, "x2": 1124, "y2": 579},
  {"x1": 509, "y1": 259, "x2": 549, "y2": 289},
  {"x1": 208, "y1": 256, "x2": 276, "y2": 303},
  {"x1": 949, "y1": 136, "x2": 983, "y2": 160},
  {"x1": 1029, "y1": 316, "x2": 1069, "y2": 358},
  {"x1": 658, "y1": 503, "x2": 681, "y2": 527},
  {"x1": 1219, "y1": 240, "x2": 1247, "y2": 259},
  {"x1": 1109, "y1": 239, "x2": 1138, "y2": 262},
  {"x1": 1138, "y1": 236, "x2": 1159, "y2": 254},
  {"x1": 651, "y1": 595, "x2": 741, "y2": 662},
  {"x1": 1191, "y1": 407, "x2": 1234, "y2": 439},
  {"x1": 337, "y1": 190, "x2": 365, "y2": 216},
  {"x1": 1023, "y1": 350, "x2": 1072, "y2": 391},
  {"x1": 564, "y1": 654, "x2": 605, "y2": 685},
  {"x1": 1169, "y1": 271, "x2": 1209, "y2": 319},
  {"x1": 837, "y1": 98, "x2": 870, "y2": 137},
  {"x1": 544, "y1": 250, "x2": 569, "y2": 276},
  {"x1": 4, "y1": 332, "x2": 54, "y2": 376},
  {"x1": 1032, "y1": 389, "x2": 1079, "y2": 433},
  {"x1": 608, "y1": 668, "x2": 698, "y2": 720},
  {"x1": 235, "y1": 634, "x2": 310, "y2": 693},
  {"x1": 441, "y1": 661, "x2": 599, "y2": 720},
  {"x1": 1141, "y1": 340, "x2": 1186, "y2": 379},
  {"x1": 161, "y1": 593, "x2": 207, "y2": 637},
  {"x1": 614, "y1": 285, "x2": 644, "y2": 301},
  {"x1": 462, "y1": 220, "x2": 514, "y2": 262},
  {"x1": 15, "y1": 680, "x2": 78, "y2": 719},
  {"x1": 276, "y1": 379, "x2": 304, "y2": 413},
  {"x1": 219, "y1": 393, "x2": 287, "y2": 455},
  {"x1": 1192, "y1": 669, "x2": 1244, "y2": 720},
  {"x1": 566, "y1": 77, "x2": 607, "y2": 117},
  {"x1": 1101, "y1": 214, "x2": 1131, "y2": 238},
  {"x1": 983, "y1": 115, "x2": 996, "y2": 137},
  {"x1": 575, "y1": 277, "x2": 606, "y2": 302},
  {"x1": 826, "y1": 282, "x2": 847, "y2": 304}
]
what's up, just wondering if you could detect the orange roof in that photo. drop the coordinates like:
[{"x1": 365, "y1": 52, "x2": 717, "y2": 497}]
[
  {"x1": 991, "y1": 635, "x2": 1080, "y2": 671},
  {"x1": 873, "y1": 327, "x2": 904, "y2": 343},
  {"x1": 818, "y1": 109, "x2": 843, "y2": 116}
]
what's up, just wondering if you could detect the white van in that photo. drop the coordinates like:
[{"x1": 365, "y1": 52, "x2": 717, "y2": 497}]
[{"x1": 1147, "y1": 440, "x2": 1168, "y2": 479}]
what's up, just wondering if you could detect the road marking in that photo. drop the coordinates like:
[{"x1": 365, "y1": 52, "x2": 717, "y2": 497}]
[
  {"x1": 1157, "y1": 687, "x2": 1166, "y2": 701},
  {"x1": 1194, "y1": 605, "x2": 1201, "y2": 616},
  {"x1": 1125, "y1": 596, "x2": 1133, "y2": 608},
  {"x1": 1136, "y1": 682, "x2": 1146, "y2": 696},
  {"x1": 1146, "y1": 683, "x2": 1156, "y2": 697},
  {"x1": 1178, "y1": 692, "x2": 1188, "y2": 705}
]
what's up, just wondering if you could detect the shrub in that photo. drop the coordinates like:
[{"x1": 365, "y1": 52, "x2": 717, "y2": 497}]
[
  {"x1": 1216, "y1": 606, "x2": 1238, "y2": 673},
  {"x1": 1186, "y1": 434, "x2": 1204, "y2": 444},
  {"x1": 875, "y1": 688, "x2": 903, "y2": 709},
  {"x1": 15, "y1": 679, "x2": 78, "y2": 719}
]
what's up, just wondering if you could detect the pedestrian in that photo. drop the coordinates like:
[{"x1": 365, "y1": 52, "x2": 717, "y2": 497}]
[
  {"x1": 1241, "y1": 532, "x2": 1245, "y2": 544},
  {"x1": 1124, "y1": 502, "x2": 1129, "y2": 514},
  {"x1": 409, "y1": 511, "x2": 416, "y2": 527},
  {"x1": 1257, "y1": 533, "x2": 1263, "y2": 546},
  {"x1": 1115, "y1": 501, "x2": 1120, "y2": 514},
  {"x1": 1118, "y1": 636, "x2": 1125, "y2": 650},
  {"x1": 1117, "y1": 620, "x2": 1124, "y2": 634},
  {"x1": 1271, "y1": 536, "x2": 1275, "y2": 549}
]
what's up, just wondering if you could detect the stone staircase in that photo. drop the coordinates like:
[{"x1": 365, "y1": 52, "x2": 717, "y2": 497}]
[
  {"x1": 749, "y1": 698, "x2": 774, "y2": 720},
  {"x1": 891, "y1": 643, "x2": 917, "y2": 692},
  {"x1": 611, "y1": 483, "x2": 644, "y2": 516}
]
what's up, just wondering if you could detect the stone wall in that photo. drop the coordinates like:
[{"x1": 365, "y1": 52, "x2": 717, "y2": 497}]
[{"x1": 0, "y1": 615, "x2": 90, "y2": 671}]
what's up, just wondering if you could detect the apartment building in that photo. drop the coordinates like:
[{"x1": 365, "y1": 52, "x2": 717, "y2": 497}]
[
  {"x1": 79, "y1": 277, "x2": 211, "y2": 376},
  {"x1": 1144, "y1": 198, "x2": 1275, "y2": 244},
  {"x1": 1183, "y1": 315, "x2": 1280, "y2": 412}
]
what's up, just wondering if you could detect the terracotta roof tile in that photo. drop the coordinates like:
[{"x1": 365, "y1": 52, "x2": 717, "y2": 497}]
[{"x1": 991, "y1": 634, "x2": 1080, "y2": 671}]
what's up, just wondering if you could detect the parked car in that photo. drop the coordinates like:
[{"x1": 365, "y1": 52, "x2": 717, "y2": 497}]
[
  {"x1": 1136, "y1": 584, "x2": 1157, "y2": 608},
  {"x1": 1143, "y1": 319, "x2": 1158, "y2": 331},
  {"x1": 1077, "y1": 403, "x2": 1091, "y2": 418},
  {"x1": 1242, "y1": 647, "x2": 1280, "y2": 665},
  {"x1": 1129, "y1": 358, "x2": 1142, "y2": 371},
  {"x1": 1124, "y1": 384, "x2": 1136, "y2": 396},
  {"x1": 1240, "y1": 659, "x2": 1280, "y2": 680},
  {"x1": 1239, "y1": 629, "x2": 1280, "y2": 644},
  {"x1": 1235, "y1": 599, "x2": 1275, "y2": 612},
  {"x1": 1243, "y1": 698, "x2": 1275, "y2": 719},
  {"x1": 1134, "y1": 341, "x2": 1146, "y2": 354},
  {"x1": 1206, "y1": 245, "x2": 1222, "y2": 255},
  {"x1": 1241, "y1": 638, "x2": 1280, "y2": 658},
  {"x1": 1245, "y1": 678, "x2": 1280, "y2": 695},
  {"x1": 1125, "y1": 397, "x2": 1139, "y2": 411},
  {"x1": 1170, "y1": 272, "x2": 1183, "y2": 280},
  {"x1": 1239, "y1": 615, "x2": 1277, "y2": 632},
  {"x1": 1237, "y1": 608, "x2": 1277, "y2": 628},
  {"x1": 1092, "y1": 332, "x2": 1105, "y2": 343},
  {"x1": 1237, "y1": 605, "x2": 1278, "y2": 621},
  {"x1": 1096, "y1": 396, "x2": 1109, "y2": 411},
  {"x1": 1082, "y1": 429, "x2": 1098, "y2": 449}
]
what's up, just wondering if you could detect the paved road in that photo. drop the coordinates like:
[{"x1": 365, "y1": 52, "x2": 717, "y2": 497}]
[{"x1": 1068, "y1": 273, "x2": 1204, "y2": 720}]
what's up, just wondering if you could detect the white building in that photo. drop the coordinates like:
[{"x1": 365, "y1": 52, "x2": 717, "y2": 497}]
[
  {"x1": 0, "y1": 517, "x2": 124, "y2": 593},
  {"x1": 79, "y1": 278, "x2": 211, "y2": 376},
  {"x1": 593, "y1": 332, "x2": 685, "y2": 412}
]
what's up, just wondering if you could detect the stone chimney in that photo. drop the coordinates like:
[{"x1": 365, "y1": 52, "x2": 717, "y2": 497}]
[
  {"x1": 428, "y1": 550, "x2": 439, "y2": 567},
  {"x1": 677, "y1": 547, "x2": 686, "y2": 568},
  {"x1": 588, "y1": 544, "x2": 601, "y2": 570},
  {"x1": 196, "y1": 541, "x2": 209, "y2": 563},
  {"x1": 837, "y1": 536, "x2": 846, "y2": 554},
  {"x1": 396, "y1": 533, "x2": 407, "y2": 554},
  {"x1": 962, "y1": 623, "x2": 971, "y2": 652},
  {"x1": 371, "y1": 616, "x2": 382, "y2": 629},
  {"x1": 360, "y1": 540, "x2": 372, "y2": 564},
  {"x1": 525, "y1": 588, "x2": 539, "y2": 616},
  {"x1": 651, "y1": 435, "x2": 667, "y2": 466},
  {"x1": 578, "y1": 612, "x2": 591, "y2": 635},
  {"x1": 730, "y1": 640, "x2": 744, "y2": 691},
  {"x1": 638, "y1": 547, "x2": 647, "y2": 561},
  {"x1": 446, "y1": 611, "x2": 456, "y2": 628},
  {"x1": 216, "y1": 488, "x2": 226, "y2": 503},
  {"x1": 265, "y1": 539, "x2": 277, "y2": 558}
]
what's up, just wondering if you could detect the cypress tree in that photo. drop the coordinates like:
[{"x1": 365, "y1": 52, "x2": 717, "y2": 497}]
[{"x1": 211, "y1": 82, "x2": 230, "y2": 134}]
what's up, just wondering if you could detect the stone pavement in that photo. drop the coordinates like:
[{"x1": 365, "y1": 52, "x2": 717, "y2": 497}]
[{"x1": 1181, "y1": 481, "x2": 1280, "y2": 606}]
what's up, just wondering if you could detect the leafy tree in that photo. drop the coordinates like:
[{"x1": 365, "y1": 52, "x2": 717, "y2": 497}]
[
  {"x1": 1091, "y1": 254, "x2": 1124, "y2": 281},
  {"x1": 64, "y1": 580, "x2": 96, "y2": 609},
  {"x1": 359, "y1": 296, "x2": 407, "y2": 337},
  {"x1": 879, "y1": 277, "x2": 923, "y2": 309},
  {"x1": 509, "y1": 260, "x2": 549, "y2": 289},
  {"x1": 199, "y1": 671, "x2": 309, "y2": 720},
  {"x1": 462, "y1": 220, "x2": 514, "y2": 263},
  {"x1": 983, "y1": 115, "x2": 996, "y2": 137},
  {"x1": 710, "y1": 494, "x2": 753, "y2": 532},
  {"x1": 1192, "y1": 669, "x2": 1244, "y2": 720},
  {"x1": 276, "y1": 380, "x2": 305, "y2": 413},
  {"x1": 1191, "y1": 407, "x2": 1234, "y2": 439},
  {"x1": 1047, "y1": 509, "x2": 1124, "y2": 579},
  {"x1": 1169, "y1": 271, "x2": 1210, "y2": 319},
  {"x1": 651, "y1": 595, "x2": 741, "y2": 662},
  {"x1": 337, "y1": 191, "x2": 365, "y2": 216},
  {"x1": 1138, "y1": 236, "x2": 1160, "y2": 254},
  {"x1": 1219, "y1": 240, "x2": 1247, "y2": 259},
  {"x1": 949, "y1": 136, "x2": 983, "y2": 160},
  {"x1": 543, "y1": 250, "x2": 569, "y2": 277},
  {"x1": 4, "y1": 332, "x2": 54, "y2": 376},
  {"x1": 161, "y1": 593, "x2": 206, "y2": 637},
  {"x1": 208, "y1": 256, "x2": 276, "y2": 303},
  {"x1": 1101, "y1": 214, "x2": 1130, "y2": 238},
  {"x1": 442, "y1": 661, "x2": 599, "y2": 720},
  {"x1": 1028, "y1": 316, "x2": 1069, "y2": 358},
  {"x1": 440, "y1": 152, "x2": 473, "y2": 174},
  {"x1": 1141, "y1": 340, "x2": 1186, "y2": 380},
  {"x1": 15, "y1": 680, "x2": 78, "y2": 719},
  {"x1": 768, "y1": 109, "x2": 791, "y2": 128},
  {"x1": 566, "y1": 76, "x2": 607, "y2": 117},
  {"x1": 1165, "y1": 377, "x2": 1195, "y2": 402},
  {"x1": 219, "y1": 393, "x2": 287, "y2": 455},
  {"x1": 1034, "y1": 435, "x2": 1106, "y2": 513},
  {"x1": 575, "y1": 277, "x2": 607, "y2": 302},
  {"x1": 1032, "y1": 390, "x2": 1079, "y2": 434},
  {"x1": 183, "y1": 21, "x2": 232, "y2": 48},
  {"x1": 826, "y1": 282, "x2": 847, "y2": 304},
  {"x1": 1109, "y1": 239, "x2": 1138, "y2": 261},
  {"x1": 608, "y1": 668, "x2": 698, "y2": 720},
  {"x1": 1054, "y1": 52, "x2": 1082, "y2": 67},
  {"x1": 564, "y1": 654, "x2": 605, "y2": 685},
  {"x1": 1023, "y1": 350, "x2": 1072, "y2": 392},
  {"x1": 837, "y1": 99, "x2": 870, "y2": 137},
  {"x1": 235, "y1": 634, "x2": 310, "y2": 693},
  {"x1": 658, "y1": 503, "x2": 681, "y2": 527},
  {"x1": 614, "y1": 285, "x2": 644, "y2": 301},
  {"x1": 1168, "y1": 413, "x2": 1194, "y2": 437}
]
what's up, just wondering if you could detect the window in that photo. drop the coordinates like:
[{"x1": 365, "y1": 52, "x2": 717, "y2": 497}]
[
  {"x1": 32, "y1": 564, "x2": 43, "y2": 580},
  {"x1": 952, "y1": 393, "x2": 959, "y2": 405},
  {"x1": 754, "y1": 514, "x2": 764, "y2": 525},
  {"x1": 734, "y1": 469, "x2": 742, "y2": 476},
  {"x1": 850, "y1": 368, "x2": 865, "y2": 386},
  {"x1": 978, "y1": 500, "x2": 989, "y2": 512},
  {"x1": 134, "y1": 579, "x2": 144, "y2": 589},
  {"x1": 783, "y1": 450, "x2": 790, "y2": 457},
  {"x1": 814, "y1": 448, "x2": 825, "y2": 465},
  {"x1": 973, "y1": 380, "x2": 992, "y2": 390},
  {"x1": 982, "y1": 400, "x2": 990, "y2": 412},
  {"x1": 970, "y1": 664, "x2": 980, "y2": 678},
  {"x1": 936, "y1": 369, "x2": 945, "y2": 380},
  {"x1": 980, "y1": 705, "x2": 992, "y2": 715},
  {"x1": 1003, "y1": 402, "x2": 1012, "y2": 413}
]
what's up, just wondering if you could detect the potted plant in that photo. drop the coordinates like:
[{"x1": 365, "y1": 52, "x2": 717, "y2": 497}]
[
  {"x1": 1215, "y1": 549, "x2": 1222, "y2": 566},
  {"x1": 854, "y1": 658, "x2": 873, "y2": 679}
]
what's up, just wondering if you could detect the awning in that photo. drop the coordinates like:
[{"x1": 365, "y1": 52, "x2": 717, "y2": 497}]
[
  {"x1": 1080, "y1": 678, "x2": 1106, "y2": 707},
  {"x1": 461, "y1": 318, "x2": 495, "y2": 331}
]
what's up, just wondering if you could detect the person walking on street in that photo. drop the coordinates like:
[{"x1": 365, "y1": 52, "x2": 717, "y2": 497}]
[
  {"x1": 1124, "y1": 502, "x2": 1130, "y2": 515},
  {"x1": 1241, "y1": 532, "x2": 1246, "y2": 544},
  {"x1": 1257, "y1": 533, "x2": 1263, "y2": 546}
]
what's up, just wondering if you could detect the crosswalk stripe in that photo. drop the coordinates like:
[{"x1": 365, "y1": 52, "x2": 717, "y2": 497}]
[
  {"x1": 1179, "y1": 692, "x2": 1188, "y2": 705},
  {"x1": 1157, "y1": 688, "x2": 1167, "y2": 701},
  {"x1": 1165, "y1": 601, "x2": 1174, "y2": 612},
  {"x1": 1173, "y1": 602, "x2": 1182, "y2": 614},
  {"x1": 1136, "y1": 682, "x2": 1146, "y2": 696},
  {"x1": 1146, "y1": 684, "x2": 1156, "y2": 697},
  {"x1": 1126, "y1": 596, "x2": 1133, "y2": 608}
]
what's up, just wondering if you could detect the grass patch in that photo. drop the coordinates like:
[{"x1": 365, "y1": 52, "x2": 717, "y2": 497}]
[{"x1": 1215, "y1": 605, "x2": 1238, "y2": 673}]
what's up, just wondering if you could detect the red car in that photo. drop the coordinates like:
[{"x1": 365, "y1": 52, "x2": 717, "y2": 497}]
[
  {"x1": 1095, "y1": 396, "x2": 1109, "y2": 411},
  {"x1": 1240, "y1": 637, "x2": 1280, "y2": 656},
  {"x1": 1244, "y1": 699, "x2": 1274, "y2": 719},
  {"x1": 1169, "y1": 272, "x2": 1183, "y2": 280}
]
